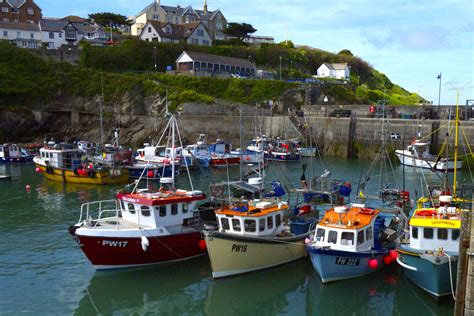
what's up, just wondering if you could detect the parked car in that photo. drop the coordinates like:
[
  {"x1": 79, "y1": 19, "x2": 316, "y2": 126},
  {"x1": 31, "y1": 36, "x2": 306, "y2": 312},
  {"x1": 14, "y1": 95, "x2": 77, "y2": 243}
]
[{"x1": 329, "y1": 109, "x2": 352, "y2": 118}]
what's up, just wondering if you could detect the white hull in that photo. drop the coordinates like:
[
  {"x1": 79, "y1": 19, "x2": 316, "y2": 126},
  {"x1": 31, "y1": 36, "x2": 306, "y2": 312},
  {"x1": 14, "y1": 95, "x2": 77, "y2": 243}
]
[{"x1": 395, "y1": 150, "x2": 462, "y2": 171}]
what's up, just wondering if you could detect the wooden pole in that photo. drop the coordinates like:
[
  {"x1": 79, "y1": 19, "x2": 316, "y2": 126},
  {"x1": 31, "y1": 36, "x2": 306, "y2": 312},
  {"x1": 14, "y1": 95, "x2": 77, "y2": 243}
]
[{"x1": 454, "y1": 199, "x2": 472, "y2": 315}]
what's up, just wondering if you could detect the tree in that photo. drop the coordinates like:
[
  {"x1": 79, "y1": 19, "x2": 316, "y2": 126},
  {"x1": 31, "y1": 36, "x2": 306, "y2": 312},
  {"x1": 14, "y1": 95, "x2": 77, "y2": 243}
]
[
  {"x1": 338, "y1": 49, "x2": 353, "y2": 56},
  {"x1": 88, "y1": 12, "x2": 131, "y2": 29},
  {"x1": 223, "y1": 23, "x2": 257, "y2": 42}
]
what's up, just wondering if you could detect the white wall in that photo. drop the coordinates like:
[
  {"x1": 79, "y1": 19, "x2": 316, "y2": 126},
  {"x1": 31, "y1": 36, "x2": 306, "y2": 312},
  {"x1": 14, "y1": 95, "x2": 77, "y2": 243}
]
[
  {"x1": 0, "y1": 27, "x2": 41, "y2": 48},
  {"x1": 40, "y1": 31, "x2": 67, "y2": 49},
  {"x1": 186, "y1": 24, "x2": 212, "y2": 46}
]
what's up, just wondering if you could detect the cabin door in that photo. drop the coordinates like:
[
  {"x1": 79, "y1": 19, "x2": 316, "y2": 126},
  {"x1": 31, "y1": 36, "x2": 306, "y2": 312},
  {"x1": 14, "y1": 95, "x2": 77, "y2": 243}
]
[{"x1": 3, "y1": 146, "x2": 9, "y2": 158}]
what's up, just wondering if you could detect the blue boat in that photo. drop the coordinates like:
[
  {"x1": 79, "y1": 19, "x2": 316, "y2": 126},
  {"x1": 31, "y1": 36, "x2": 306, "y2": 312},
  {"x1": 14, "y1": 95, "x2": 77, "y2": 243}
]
[
  {"x1": 306, "y1": 204, "x2": 398, "y2": 283},
  {"x1": 0, "y1": 143, "x2": 33, "y2": 163},
  {"x1": 396, "y1": 194, "x2": 468, "y2": 298}
]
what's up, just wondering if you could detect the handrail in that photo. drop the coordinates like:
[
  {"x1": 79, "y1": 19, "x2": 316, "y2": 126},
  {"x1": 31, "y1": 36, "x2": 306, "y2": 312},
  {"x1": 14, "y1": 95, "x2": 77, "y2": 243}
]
[{"x1": 78, "y1": 199, "x2": 118, "y2": 223}]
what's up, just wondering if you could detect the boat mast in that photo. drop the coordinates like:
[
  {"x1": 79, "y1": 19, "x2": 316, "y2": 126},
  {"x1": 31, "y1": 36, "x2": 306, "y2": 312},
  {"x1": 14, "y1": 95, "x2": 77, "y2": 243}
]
[
  {"x1": 453, "y1": 90, "x2": 460, "y2": 196},
  {"x1": 171, "y1": 114, "x2": 176, "y2": 187}
]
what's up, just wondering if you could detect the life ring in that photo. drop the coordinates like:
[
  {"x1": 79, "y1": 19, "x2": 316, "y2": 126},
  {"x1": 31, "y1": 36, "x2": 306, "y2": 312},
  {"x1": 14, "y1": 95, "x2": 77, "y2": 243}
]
[
  {"x1": 416, "y1": 210, "x2": 436, "y2": 217},
  {"x1": 359, "y1": 208, "x2": 375, "y2": 215}
]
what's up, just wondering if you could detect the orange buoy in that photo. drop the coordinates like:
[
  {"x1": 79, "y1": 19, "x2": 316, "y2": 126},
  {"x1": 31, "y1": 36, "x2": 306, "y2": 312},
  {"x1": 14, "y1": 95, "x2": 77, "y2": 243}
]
[{"x1": 198, "y1": 239, "x2": 207, "y2": 251}]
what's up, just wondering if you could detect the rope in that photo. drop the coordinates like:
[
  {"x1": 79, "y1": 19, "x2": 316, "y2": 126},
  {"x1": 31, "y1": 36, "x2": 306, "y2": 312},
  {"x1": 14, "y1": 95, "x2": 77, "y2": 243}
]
[
  {"x1": 141, "y1": 228, "x2": 184, "y2": 259},
  {"x1": 444, "y1": 252, "x2": 456, "y2": 300}
]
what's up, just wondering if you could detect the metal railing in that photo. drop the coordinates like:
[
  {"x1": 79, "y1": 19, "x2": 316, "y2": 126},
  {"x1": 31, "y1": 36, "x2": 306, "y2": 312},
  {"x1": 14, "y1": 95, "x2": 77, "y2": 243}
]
[{"x1": 78, "y1": 199, "x2": 119, "y2": 224}]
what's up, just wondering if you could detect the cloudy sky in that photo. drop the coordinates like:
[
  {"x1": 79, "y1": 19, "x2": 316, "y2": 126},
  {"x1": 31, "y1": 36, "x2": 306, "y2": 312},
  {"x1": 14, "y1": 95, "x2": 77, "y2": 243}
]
[{"x1": 38, "y1": 0, "x2": 473, "y2": 105}]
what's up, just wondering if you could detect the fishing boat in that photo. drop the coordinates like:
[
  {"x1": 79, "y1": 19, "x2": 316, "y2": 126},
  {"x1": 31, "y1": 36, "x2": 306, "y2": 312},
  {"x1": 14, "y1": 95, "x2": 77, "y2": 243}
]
[
  {"x1": 68, "y1": 114, "x2": 208, "y2": 270},
  {"x1": 396, "y1": 194, "x2": 468, "y2": 298},
  {"x1": 267, "y1": 138, "x2": 301, "y2": 161},
  {"x1": 306, "y1": 203, "x2": 399, "y2": 283},
  {"x1": 395, "y1": 141, "x2": 462, "y2": 171},
  {"x1": 396, "y1": 93, "x2": 472, "y2": 298},
  {"x1": 0, "y1": 143, "x2": 34, "y2": 163},
  {"x1": 207, "y1": 139, "x2": 240, "y2": 167},
  {"x1": 204, "y1": 197, "x2": 313, "y2": 278},
  {"x1": 33, "y1": 141, "x2": 129, "y2": 185},
  {"x1": 136, "y1": 145, "x2": 181, "y2": 168}
]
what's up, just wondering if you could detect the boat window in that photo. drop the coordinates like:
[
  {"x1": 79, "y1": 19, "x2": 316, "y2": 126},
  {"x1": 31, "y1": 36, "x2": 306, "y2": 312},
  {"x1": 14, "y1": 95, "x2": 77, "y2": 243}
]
[
  {"x1": 159, "y1": 205, "x2": 166, "y2": 217},
  {"x1": 259, "y1": 218, "x2": 265, "y2": 232},
  {"x1": 357, "y1": 230, "x2": 365, "y2": 245},
  {"x1": 437, "y1": 228, "x2": 448, "y2": 240},
  {"x1": 316, "y1": 228, "x2": 325, "y2": 242},
  {"x1": 267, "y1": 216, "x2": 273, "y2": 229},
  {"x1": 127, "y1": 203, "x2": 135, "y2": 214},
  {"x1": 232, "y1": 219, "x2": 241, "y2": 231},
  {"x1": 412, "y1": 227, "x2": 418, "y2": 239},
  {"x1": 182, "y1": 203, "x2": 188, "y2": 214},
  {"x1": 220, "y1": 217, "x2": 230, "y2": 230},
  {"x1": 140, "y1": 206, "x2": 151, "y2": 217},
  {"x1": 366, "y1": 227, "x2": 373, "y2": 241},
  {"x1": 452, "y1": 229, "x2": 460, "y2": 240},
  {"x1": 275, "y1": 214, "x2": 282, "y2": 227},
  {"x1": 341, "y1": 232, "x2": 354, "y2": 246},
  {"x1": 424, "y1": 228, "x2": 433, "y2": 239},
  {"x1": 328, "y1": 230, "x2": 338, "y2": 244},
  {"x1": 244, "y1": 220, "x2": 256, "y2": 232},
  {"x1": 171, "y1": 204, "x2": 178, "y2": 215}
]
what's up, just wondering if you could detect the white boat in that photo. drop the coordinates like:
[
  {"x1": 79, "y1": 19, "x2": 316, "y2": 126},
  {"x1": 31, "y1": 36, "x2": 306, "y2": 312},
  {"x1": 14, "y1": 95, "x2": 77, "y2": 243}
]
[{"x1": 395, "y1": 141, "x2": 462, "y2": 171}]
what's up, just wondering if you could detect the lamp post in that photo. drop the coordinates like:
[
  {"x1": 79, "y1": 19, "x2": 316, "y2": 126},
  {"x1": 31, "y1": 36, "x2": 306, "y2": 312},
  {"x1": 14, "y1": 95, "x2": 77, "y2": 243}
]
[
  {"x1": 154, "y1": 46, "x2": 157, "y2": 71},
  {"x1": 357, "y1": 75, "x2": 360, "y2": 87},
  {"x1": 279, "y1": 56, "x2": 282, "y2": 80}
]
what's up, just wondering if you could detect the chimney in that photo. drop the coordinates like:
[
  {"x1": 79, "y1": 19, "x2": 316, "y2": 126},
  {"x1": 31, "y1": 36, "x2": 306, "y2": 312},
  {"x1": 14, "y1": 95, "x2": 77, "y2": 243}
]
[
  {"x1": 203, "y1": 0, "x2": 208, "y2": 14},
  {"x1": 156, "y1": 0, "x2": 160, "y2": 4}
]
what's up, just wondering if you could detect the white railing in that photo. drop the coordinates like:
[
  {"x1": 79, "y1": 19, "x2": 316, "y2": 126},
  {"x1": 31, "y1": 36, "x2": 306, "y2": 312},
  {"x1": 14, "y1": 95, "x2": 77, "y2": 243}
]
[{"x1": 78, "y1": 199, "x2": 119, "y2": 223}]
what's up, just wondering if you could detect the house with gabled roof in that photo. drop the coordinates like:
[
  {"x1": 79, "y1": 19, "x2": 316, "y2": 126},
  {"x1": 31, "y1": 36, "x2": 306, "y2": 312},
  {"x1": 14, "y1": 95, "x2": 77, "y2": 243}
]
[
  {"x1": 316, "y1": 62, "x2": 350, "y2": 80},
  {"x1": 139, "y1": 20, "x2": 212, "y2": 46},
  {"x1": 0, "y1": 21, "x2": 41, "y2": 48},
  {"x1": 0, "y1": 0, "x2": 42, "y2": 24},
  {"x1": 129, "y1": 0, "x2": 226, "y2": 40}
]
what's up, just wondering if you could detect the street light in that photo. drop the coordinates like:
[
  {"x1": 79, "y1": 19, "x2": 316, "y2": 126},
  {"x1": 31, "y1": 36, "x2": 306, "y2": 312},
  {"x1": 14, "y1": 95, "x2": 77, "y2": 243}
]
[
  {"x1": 279, "y1": 56, "x2": 282, "y2": 80},
  {"x1": 154, "y1": 46, "x2": 157, "y2": 71}
]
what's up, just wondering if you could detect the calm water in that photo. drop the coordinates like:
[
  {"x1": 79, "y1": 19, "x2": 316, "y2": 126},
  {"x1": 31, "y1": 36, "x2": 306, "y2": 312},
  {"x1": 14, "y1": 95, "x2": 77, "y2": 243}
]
[{"x1": 1, "y1": 159, "x2": 467, "y2": 315}]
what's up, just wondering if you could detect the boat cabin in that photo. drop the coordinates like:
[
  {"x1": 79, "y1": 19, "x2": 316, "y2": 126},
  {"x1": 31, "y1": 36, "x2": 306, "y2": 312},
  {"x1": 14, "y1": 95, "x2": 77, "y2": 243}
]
[
  {"x1": 215, "y1": 200, "x2": 289, "y2": 237},
  {"x1": 0, "y1": 143, "x2": 26, "y2": 160},
  {"x1": 209, "y1": 140, "x2": 232, "y2": 155},
  {"x1": 77, "y1": 141, "x2": 96, "y2": 153},
  {"x1": 405, "y1": 142, "x2": 432, "y2": 159},
  {"x1": 117, "y1": 180, "x2": 206, "y2": 232},
  {"x1": 409, "y1": 195, "x2": 462, "y2": 252},
  {"x1": 38, "y1": 145, "x2": 81, "y2": 169},
  {"x1": 313, "y1": 204, "x2": 380, "y2": 252}
]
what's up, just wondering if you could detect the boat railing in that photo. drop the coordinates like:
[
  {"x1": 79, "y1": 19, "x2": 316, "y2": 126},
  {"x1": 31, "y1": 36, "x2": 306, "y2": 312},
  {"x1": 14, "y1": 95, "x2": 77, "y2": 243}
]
[{"x1": 79, "y1": 199, "x2": 119, "y2": 223}]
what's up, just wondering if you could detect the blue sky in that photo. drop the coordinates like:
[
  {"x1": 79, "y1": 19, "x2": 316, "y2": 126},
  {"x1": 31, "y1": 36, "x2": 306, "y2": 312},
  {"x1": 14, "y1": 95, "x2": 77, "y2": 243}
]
[{"x1": 38, "y1": 0, "x2": 473, "y2": 105}]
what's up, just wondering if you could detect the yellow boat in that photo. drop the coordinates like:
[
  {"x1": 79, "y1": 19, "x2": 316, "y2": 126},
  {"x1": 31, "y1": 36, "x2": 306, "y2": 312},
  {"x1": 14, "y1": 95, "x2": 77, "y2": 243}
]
[{"x1": 33, "y1": 143, "x2": 129, "y2": 185}]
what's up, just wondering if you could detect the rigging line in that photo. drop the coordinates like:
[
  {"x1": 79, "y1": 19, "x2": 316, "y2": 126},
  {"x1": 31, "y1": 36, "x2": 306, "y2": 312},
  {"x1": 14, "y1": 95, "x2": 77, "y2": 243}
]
[
  {"x1": 160, "y1": 118, "x2": 174, "y2": 180},
  {"x1": 175, "y1": 115, "x2": 194, "y2": 191},
  {"x1": 460, "y1": 137, "x2": 473, "y2": 180}
]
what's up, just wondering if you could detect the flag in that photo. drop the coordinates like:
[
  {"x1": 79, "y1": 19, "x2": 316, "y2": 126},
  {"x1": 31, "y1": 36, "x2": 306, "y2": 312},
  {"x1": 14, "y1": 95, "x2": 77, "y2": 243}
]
[{"x1": 437, "y1": 73, "x2": 441, "y2": 79}]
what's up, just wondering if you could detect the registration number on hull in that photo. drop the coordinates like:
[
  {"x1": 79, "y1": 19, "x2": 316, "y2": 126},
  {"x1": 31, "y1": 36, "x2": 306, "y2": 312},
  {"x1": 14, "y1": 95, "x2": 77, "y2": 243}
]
[
  {"x1": 335, "y1": 257, "x2": 359, "y2": 266},
  {"x1": 101, "y1": 240, "x2": 128, "y2": 247}
]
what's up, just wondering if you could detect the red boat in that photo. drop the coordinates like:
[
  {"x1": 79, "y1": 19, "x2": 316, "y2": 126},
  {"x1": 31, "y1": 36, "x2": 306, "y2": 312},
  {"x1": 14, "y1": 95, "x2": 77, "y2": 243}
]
[
  {"x1": 209, "y1": 155, "x2": 240, "y2": 167},
  {"x1": 68, "y1": 114, "x2": 208, "y2": 270}
]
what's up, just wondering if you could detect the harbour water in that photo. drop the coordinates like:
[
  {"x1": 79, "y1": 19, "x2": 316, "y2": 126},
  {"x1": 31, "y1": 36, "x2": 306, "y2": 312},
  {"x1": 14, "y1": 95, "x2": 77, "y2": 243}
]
[{"x1": 0, "y1": 158, "x2": 467, "y2": 315}]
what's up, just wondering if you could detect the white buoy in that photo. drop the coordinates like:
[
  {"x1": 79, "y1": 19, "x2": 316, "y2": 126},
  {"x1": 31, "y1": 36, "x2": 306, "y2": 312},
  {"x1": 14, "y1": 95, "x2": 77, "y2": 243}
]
[
  {"x1": 141, "y1": 236, "x2": 149, "y2": 252},
  {"x1": 334, "y1": 206, "x2": 348, "y2": 214}
]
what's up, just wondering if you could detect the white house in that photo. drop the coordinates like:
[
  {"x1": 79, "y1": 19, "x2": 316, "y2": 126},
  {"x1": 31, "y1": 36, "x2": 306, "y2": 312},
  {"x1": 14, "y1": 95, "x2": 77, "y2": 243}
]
[
  {"x1": 39, "y1": 18, "x2": 68, "y2": 49},
  {"x1": 139, "y1": 20, "x2": 212, "y2": 46},
  {"x1": 0, "y1": 21, "x2": 41, "y2": 48},
  {"x1": 317, "y1": 63, "x2": 350, "y2": 80}
]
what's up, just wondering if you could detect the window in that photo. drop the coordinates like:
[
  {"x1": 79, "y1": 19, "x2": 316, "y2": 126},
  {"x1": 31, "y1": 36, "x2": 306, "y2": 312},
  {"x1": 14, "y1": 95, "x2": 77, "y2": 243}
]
[
  {"x1": 59, "y1": 33, "x2": 62, "y2": 38},
  {"x1": 341, "y1": 232, "x2": 354, "y2": 246},
  {"x1": 175, "y1": 17, "x2": 178, "y2": 23},
  {"x1": 328, "y1": 230, "x2": 338, "y2": 244},
  {"x1": 316, "y1": 228, "x2": 325, "y2": 242},
  {"x1": 412, "y1": 227, "x2": 418, "y2": 239},
  {"x1": 267, "y1": 216, "x2": 273, "y2": 229},
  {"x1": 153, "y1": 14, "x2": 159, "y2": 20},
  {"x1": 30, "y1": 33, "x2": 34, "y2": 39},
  {"x1": 127, "y1": 203, "x2": 136, "y2": 214},
  {"x1": 366, "y1": 227, "x2": 373, "y2": 241},
  {"x1": 182, "y1": 203, "x2": 188, "y2": 214},
  {"x1": 276, "y1": 214, "x2": 282, "y2": 227},
  {"x1": 424, "y1": 228, "x2": 433, "y2": 239},
  {"x1": 232, "y1": 219, "x2": 241, "y2": 231},
  {"x1": 357, "y1": 230, "x2": 365, "y2": 245},
  {"x1": 203, "y1": 40, "x2": 210, "y2": 46},
  {"x1": 2, "y1": 30, "x2": 7, "y2": 37},
  {"x1": 148, "y1": 26, "x2": 152, "y2": 33},
  {"x1": 438, "y1": 228, "x2": 448, "y2": 240},
  {"x1": 49, "y1": 32, "x2": 54, "y2": 39},
  {"x1": 220, "y1": 218, "x2": 229, "y2": 230},
  {"x1": 27, "y1": 7, "x2": 34, "y2": 15},
  {"x1": 17, "y1": 31, "x2": 20, "y2": 38},
  {"x1": 192, "y1": 38, "x2": 198, "y2": 45},
  {"x1": 171, "y1": 204, "x2": 178, "y2": 215},
  {"x1": 1, "y1": 7, "x2": 8, "y2": 13},
  {"x1": 259, "y1": 218, "x2": 265, "y2": 232},
  {"x1": 452, "y1": 229, "x2": 460, "y2": 240},
  {"x1": 159, "y1": 205, "x2": 166, "y2": 217},
  {"x1": 197, "y1": 29, "x2": 204, "y2": 37},
  {"x1": 244, "y1": 220, "x2": 256, "y2": 232},
  {"x1": 167, "y1": 16, "x2": 172, "y2": 22},
  {"x1": 140, "y1": 206, "x2": 151, "y2": 217}
]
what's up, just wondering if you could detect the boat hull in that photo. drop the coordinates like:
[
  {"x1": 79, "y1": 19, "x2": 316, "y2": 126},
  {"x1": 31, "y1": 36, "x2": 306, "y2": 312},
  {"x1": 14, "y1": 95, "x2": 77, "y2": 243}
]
[
  {"x1": 204, "y1": 231, "x2": 308, "y2": 278},
  {"x1": 209, "y1": 156, "x2": 240, "y2": 167},
  {"x1": 35, "y1": 163, "x2": 129, "y2": 185},
  {"x1": 395, "y1": 151, "x2": 462, "y2": 171},
  {"x1": 307, "y1": 247, "x2": 389, "y2": 283},
  {"x1": 72, "y1": 230, "x2": 206, "y2": 270},
  {"x1": 0, "y1": 156, "x2": 33, "y2": 163},
  {"x1": 397, "y1": 247, "x2": 458, "y2": 298},
  {"x1": 266, "y1": 152, "x2": 300, "y2": 161},
  {"x1": 126, "y1": 165, "x2": 173, "y2": 180}
]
